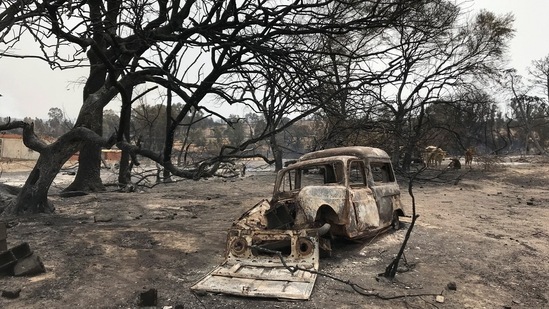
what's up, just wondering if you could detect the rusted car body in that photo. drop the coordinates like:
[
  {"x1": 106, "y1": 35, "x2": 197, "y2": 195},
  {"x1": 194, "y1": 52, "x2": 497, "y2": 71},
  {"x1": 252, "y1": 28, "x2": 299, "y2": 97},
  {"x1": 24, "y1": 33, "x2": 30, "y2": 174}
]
[
  {"x1": 268, "y1": 146, "x2": 404, "y2": 238},
  {"x1": 192, "y1": 146, "x2": 405, "y2": 300}
]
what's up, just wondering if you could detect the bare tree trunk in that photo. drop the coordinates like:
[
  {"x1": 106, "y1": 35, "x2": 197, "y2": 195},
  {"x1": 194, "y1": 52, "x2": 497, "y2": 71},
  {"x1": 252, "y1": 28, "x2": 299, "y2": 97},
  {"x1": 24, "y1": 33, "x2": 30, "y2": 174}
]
[
  {"x1": 65, "y1": 36, "x2": 107, "y2": 192},
  {"x1": 118, "y1": 118, "x2": 131, "y2": 185},
  {"x1": 2, "y1": 144, "x2": 78, "y2": 216},
  {"x1": 177, "y1": 109, "x2": 197, "y2": 166},
  {"x1": 163, "y1": 88, "x2": 173, "y2": 182},
  {"x1": 117, "y1": 85, "x2": 133, "y2": 185},
  {"x1": 0, "y1": 119, "x2": 116, "y2": 216},
  {"x1": 65, "y1": 140, "x2": 104, "y2": 192},
  {"x1": 392, "y1": 116, "x2": 404, "y2": 168},
  {"x1": 118, "y1": 150, "x2": 132, "y2": 184},
  {"x1": 270, "y1": 135, "x2": 283, "y2": 171}
]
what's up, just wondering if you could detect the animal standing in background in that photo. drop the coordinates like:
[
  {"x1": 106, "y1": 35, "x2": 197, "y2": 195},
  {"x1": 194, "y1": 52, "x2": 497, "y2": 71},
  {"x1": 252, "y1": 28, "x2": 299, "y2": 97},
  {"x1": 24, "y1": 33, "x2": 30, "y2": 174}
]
[
  {"x1": 465, "y1": 148, "x2": 474, "y2": 166},
  {"x1": 423, "y1": 146, "x2": 446, "y2": 167}
]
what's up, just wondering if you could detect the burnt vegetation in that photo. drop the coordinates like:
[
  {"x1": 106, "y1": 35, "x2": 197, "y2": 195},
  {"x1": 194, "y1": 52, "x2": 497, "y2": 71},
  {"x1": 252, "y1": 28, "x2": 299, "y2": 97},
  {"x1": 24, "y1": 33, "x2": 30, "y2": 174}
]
[
  {"x1": 0, "y1": 0, "x2": 527, "y2": 215},
  {"x1": 0, "y1": 0, "x2": 547, "y2": 302}
]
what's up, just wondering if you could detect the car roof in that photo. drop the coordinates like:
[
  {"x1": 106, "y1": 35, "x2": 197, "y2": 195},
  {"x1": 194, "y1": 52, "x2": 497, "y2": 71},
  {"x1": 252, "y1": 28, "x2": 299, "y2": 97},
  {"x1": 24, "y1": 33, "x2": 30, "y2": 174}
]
[{"x1": 298, "y1": 146, "x2": 391, "y2": 162}]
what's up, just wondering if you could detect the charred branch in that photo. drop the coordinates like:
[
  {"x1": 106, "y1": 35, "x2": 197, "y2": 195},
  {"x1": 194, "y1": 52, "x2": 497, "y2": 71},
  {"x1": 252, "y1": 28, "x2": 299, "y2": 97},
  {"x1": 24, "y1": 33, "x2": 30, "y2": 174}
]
[
  {"x1": 0, "y1": 119, "x2": 48, "y2": 152},
  {"x1": 383, "y1": 170, "x2": 420, "y2": 279}
]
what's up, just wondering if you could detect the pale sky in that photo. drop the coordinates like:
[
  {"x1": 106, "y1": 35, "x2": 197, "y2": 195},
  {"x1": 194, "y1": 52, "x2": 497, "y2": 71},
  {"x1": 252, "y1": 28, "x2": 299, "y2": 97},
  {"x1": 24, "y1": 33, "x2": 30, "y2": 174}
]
[{"x1": 1, "y1": 0, "x2": 548, "y2": 120}]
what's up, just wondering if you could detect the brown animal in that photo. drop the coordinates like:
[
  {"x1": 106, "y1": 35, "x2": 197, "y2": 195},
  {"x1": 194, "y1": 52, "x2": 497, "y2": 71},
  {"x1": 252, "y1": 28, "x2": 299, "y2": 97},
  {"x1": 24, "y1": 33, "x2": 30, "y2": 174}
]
[
  {"x1": 465, "y1": 148, "x2": 474, "y2": 166},
  {"x1": 423, "y1": 146, "x2": 446, "y2": 167}
]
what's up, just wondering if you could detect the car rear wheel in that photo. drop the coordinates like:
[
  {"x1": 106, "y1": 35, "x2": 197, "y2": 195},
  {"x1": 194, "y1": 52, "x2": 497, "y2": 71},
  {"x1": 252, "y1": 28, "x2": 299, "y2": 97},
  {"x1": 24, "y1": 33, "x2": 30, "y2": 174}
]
[{"x1": 391, "y1": 212, "x2": 401, "y2": 230}]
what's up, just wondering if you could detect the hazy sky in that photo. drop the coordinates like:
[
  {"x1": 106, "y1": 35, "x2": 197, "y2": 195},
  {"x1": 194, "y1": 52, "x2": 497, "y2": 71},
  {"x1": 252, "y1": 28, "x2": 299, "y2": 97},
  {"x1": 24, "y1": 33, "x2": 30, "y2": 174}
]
[{"x1": 1, "y1": 0, "x2": 548, "y2": 120}]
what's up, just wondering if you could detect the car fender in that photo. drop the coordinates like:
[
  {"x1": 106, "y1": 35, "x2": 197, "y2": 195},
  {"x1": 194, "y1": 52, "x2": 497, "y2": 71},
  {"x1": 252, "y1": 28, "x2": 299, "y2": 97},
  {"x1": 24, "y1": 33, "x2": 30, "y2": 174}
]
[{"x1": 296, "y1": 185, "x2": 348, "y2": 225}]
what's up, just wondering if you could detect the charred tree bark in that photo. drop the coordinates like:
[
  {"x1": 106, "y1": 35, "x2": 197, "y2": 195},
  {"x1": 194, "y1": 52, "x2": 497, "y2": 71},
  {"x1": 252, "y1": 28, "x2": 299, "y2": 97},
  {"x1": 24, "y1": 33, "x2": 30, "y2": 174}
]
[
  {"x1": 0, "y1": 120, "x2": 116, "y2": 216},
  {"x1": 118, "y1": 150, "x2": 132, "y2": 185},
  {"x1": 269, "y1": 134, "x2": 283, "y2": 172},
  {"x1": 162, "y1": 87, "x2": 173, "y2": 182},
  {"x1": 64, "y1": 107, "x2": 105, "y2": 192},
  {"x1": 64, "y1": 142, "x2": 104, "y2": 192},
  {"x1": 1, "y1": 0, "x2": 444, "y2": 215},
  {"x1": 64, "y1": 0, "x2": 111, "y2": 192},
  {"x1": 3, "y1": 147, "x2": 75, "y2": 216},
  {"x1": 117, "y1": 85, "x2": 134, "y2": 185}
]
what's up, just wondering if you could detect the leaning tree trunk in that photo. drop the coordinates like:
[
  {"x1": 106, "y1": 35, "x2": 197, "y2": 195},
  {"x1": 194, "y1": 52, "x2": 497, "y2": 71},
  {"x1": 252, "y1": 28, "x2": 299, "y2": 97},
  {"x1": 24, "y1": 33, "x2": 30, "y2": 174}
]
[
  {"x1": 2, "y1": 143, "x2": 79, "y2": 216},
  {"x1": 0, "y1": 116, "x2": 120, "y2": 217}
]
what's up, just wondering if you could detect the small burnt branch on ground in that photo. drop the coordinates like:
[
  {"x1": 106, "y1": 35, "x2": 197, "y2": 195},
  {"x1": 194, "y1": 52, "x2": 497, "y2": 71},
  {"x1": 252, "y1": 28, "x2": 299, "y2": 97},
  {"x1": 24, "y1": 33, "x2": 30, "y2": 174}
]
[{"x1": 383, "y1": 170, "x2": 420, "y2": 279}]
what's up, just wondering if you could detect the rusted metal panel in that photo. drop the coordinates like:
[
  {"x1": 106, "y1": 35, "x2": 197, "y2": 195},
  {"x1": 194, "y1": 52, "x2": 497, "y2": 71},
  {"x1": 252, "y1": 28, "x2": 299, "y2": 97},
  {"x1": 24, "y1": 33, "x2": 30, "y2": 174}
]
[
  {"x1": 191, "y1": 229, "x2": 319, "y2": 300},
  {"x1": 350, "y1": 187, "x2": 379, "y2": 232},
  {"x1": 371, "y1": 183, "x2": 401, "y2": 226},
  {"x1": 295, "y1": 186, "x2": 347, "y2": 224},
  {"x1": 298, "y1": 146, "x2": 391, "y2": 161},
  {"x1": 232, "y1": 199, "x2": 271, "y2": 230},
  {"x1": 191, "y1": 261, "x2": 317, "y2": 300}
]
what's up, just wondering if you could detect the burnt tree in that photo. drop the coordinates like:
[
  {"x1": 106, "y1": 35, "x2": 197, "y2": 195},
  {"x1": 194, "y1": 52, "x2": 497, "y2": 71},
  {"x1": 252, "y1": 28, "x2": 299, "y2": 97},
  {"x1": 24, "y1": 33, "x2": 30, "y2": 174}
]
[{"x1": 1, "y1": 0, "x2": 433, "y2": 215}]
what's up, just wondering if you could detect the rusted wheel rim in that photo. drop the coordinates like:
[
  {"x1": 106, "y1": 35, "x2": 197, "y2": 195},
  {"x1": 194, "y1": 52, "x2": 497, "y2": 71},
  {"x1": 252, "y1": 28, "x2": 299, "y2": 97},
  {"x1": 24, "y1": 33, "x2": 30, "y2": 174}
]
[
  {"x1": 296, "y1": 237, "x2": 314, "y2": 256},
  {"x1": 230, "y1": 237, "x2": 248, "y2": 256}
]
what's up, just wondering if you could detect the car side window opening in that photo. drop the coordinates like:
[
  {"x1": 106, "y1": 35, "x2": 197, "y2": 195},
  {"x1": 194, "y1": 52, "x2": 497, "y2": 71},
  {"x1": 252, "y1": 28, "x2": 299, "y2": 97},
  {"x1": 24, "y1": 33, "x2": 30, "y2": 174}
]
[
  {"x1": 300, "y1": 166, "x2": 325, "y2": 187},
  {"x1": 349, "y1": 160, "x2": 366, "y2": 187},
  {"x1": 281, "y1": 169, "x2": 298, "y2": 191},
  {"x1": 280, "y1": 162, "x2": 343, "y2": 192},
  {"x1": 370, "y1": 162, "x2": 395, "y2": 184}
]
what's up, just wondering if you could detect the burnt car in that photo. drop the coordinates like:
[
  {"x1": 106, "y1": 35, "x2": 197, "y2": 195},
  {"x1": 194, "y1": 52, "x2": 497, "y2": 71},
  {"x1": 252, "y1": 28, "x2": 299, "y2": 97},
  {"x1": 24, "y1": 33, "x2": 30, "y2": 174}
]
[
  {"x1": 268, "y1": 146, "x2": 404, "y2": 238},
  {"x1": 192, "y1": 146, "x2": 405, "y2": 300}
]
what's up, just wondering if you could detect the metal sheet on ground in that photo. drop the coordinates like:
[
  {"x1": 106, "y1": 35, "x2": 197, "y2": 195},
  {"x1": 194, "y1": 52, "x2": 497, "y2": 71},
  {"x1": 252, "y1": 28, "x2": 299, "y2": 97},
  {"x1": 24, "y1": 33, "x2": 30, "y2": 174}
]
[
  {"x1": 192, "y1": 225, "x2": 320, "y2": 299},
  {"x1": 191, "y1": 261, "x2": 317, "y2": 300}
]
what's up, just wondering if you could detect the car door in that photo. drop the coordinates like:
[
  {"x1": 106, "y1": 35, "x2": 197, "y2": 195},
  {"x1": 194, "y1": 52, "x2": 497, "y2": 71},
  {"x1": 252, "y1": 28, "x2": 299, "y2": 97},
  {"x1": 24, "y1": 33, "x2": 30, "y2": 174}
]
[
  {"x1": 368, "y1": 161, "x2": 399, "y2": 227},
  {"x1": 347, "y1": 160, "x2": 379, "y2": 234}
]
